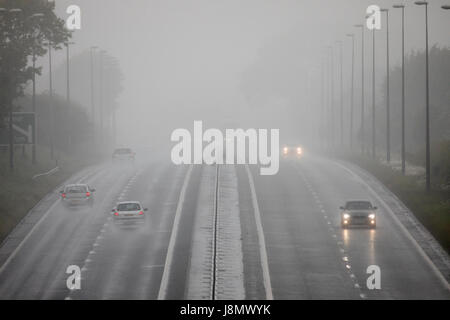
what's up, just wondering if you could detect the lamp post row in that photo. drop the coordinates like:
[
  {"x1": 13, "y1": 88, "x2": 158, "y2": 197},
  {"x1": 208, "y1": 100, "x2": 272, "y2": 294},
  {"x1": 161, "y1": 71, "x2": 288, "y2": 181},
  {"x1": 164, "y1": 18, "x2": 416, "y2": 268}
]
[{"x1": 320, "y1": 2, "x2": 449, "y2": 192}]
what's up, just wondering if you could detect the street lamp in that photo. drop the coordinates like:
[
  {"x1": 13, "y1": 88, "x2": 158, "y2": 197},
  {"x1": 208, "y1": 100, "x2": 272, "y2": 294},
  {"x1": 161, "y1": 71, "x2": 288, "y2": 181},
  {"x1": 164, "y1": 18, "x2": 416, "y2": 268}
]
[
  {"x1": 415, "y1": 1, "x2": 431, "y2": 191},
  {"x1": 380, "y1": 8, "x2": 391, "y2": 163},
  {"x1": 393, "y1": 4, "x2": 406, "y2": 175},
  {"x1": 354, "y1": 24, "x2": 365, "y2": 155},
  {"x1": 336, "y1": 40, "x2": 344, "y2": 148},
  {"x1": 65, "y1": 41, "x2": 75, "y2": 150},
  {"x1": 0, "y1": 8, "x2": 23, "y2": 170},
  {"x1": 65, "y1": 42, "x2": 75, "y2": 103},
  {"x1": 99, "y1": 50, "x2": 107, "y2": 136},
  {"x1": 346, "y1": 34, "x2": 355, "y2": 151},
  {"x1": 47, "y1": 40, "x2": 55, "y2": 160},
  {"x1": 327, "y1": 45, "x2": 335, "y2": 151},
  {"x1": 320, "y1": 56, "x2": 326, "y2": 151},
  {"x1": 366, "y1": 12, "x2": 377, "y2": 160},
  {"x1": 28, "y1": 13, "x2": 45, "y2": 165},
  {"x1": 90, "y1": 46, "x2": 98, "y2": 142}
]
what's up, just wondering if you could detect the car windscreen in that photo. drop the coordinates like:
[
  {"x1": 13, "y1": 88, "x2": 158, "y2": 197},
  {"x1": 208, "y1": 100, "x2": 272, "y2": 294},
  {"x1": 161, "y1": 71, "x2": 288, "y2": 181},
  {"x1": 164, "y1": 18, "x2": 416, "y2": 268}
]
[
  {"x1": 65, "y1": 186, "x2": 87, "y2": 193},
  {"x1": 346, "y1": 201, "x2": 372, "y2": 210},
  {"x1": 117, "y1": 203, "x2": 141, "y2": 211},
  {"x1": 114, "y1": 148, "x2": 132, "y2": 154}
]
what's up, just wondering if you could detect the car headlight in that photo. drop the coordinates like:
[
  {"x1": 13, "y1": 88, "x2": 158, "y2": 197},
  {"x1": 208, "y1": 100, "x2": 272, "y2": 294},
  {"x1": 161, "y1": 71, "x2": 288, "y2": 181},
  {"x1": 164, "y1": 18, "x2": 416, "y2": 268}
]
[
  {"x1": 283, "y1": 147, "x2": 289, "y2": 154},
  {"x1": 369, "y1": 214, "x2": 375, "y2": 219},
  {"x1": 297, "y1": 147, "x2": 302, "y2": 155},
  {"x1": 343, "y1": 213, "x2": 350, "y2": 219}
]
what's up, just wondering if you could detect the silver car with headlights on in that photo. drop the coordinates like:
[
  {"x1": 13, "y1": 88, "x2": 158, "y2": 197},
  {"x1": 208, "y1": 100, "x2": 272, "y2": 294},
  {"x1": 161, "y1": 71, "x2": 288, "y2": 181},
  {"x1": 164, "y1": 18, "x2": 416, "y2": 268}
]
[{"x1": 340, "y1": 200, "x2": 377, "y2": 229}]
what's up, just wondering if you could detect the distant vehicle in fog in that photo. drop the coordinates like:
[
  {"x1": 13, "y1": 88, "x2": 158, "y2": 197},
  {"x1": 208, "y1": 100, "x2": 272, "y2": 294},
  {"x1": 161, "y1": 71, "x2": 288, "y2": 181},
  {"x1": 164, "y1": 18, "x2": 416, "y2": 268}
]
[
  {"x1": 60, "y1": 184, "x2": 95, "y2": 207},
  {"x1": 112, "y1": 201, "x2": 148, "y2": 225},
  {"x1": 340, "y1": 200, "x2": 377, "y2": 228},
  {"x1": 112, "y1": 148, "x2": 135, "y2": 161},
  {"x1": 282, "y1": 144, "x2": 303, "y2": 158}
]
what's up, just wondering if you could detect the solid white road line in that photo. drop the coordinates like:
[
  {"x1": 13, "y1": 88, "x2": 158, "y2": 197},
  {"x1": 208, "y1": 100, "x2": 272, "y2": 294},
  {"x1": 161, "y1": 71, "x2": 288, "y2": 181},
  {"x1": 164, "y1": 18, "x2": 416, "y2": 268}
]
[
  {"x1": 245, "y1": 164, "x2": 274, "y2": 300},
  {"x1": 157, "y1": 165, "x2": 194, "y2": 300}
]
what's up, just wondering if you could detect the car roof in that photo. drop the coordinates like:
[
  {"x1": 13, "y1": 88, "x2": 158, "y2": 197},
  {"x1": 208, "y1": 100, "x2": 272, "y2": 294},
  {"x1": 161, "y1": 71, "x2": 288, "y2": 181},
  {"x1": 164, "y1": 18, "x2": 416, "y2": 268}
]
[
  {"x1": 116, "y1": 201, "x2": 141, "y2": 205},
  {"x1": 65, "y1": 184, "x2": 88, "y2": 188},
  {"x1": 346, "y1": 200, "x2": 372, "y2": 204}
]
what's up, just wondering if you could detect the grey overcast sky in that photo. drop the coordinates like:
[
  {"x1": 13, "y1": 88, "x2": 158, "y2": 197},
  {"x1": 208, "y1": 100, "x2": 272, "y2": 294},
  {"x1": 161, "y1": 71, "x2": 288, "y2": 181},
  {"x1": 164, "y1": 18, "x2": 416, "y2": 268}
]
[{"x1": 34, "y1": 0, "x2": 450, "y2": 147}]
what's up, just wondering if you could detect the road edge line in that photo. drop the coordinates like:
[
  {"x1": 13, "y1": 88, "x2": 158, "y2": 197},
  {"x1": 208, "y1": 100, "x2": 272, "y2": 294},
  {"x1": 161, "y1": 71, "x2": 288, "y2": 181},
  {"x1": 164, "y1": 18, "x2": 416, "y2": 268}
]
[
  {"x1": 157, "y1": 164, "x2": 194, "y2": 300},
  {"x1": 245, "y1": 164, "x2": 273, "y2": 300}
]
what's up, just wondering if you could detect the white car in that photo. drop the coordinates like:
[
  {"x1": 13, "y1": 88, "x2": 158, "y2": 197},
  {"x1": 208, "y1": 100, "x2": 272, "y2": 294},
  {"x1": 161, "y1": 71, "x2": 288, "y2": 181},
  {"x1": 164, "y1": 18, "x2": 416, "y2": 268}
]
[{"x1": 112, "y1": 201, "x2": 148, "y2": 225}]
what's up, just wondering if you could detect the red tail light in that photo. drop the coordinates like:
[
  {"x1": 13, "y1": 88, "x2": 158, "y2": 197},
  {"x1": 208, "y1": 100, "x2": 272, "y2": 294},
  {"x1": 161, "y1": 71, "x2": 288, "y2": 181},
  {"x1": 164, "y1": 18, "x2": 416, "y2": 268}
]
[
  {"x1": 62, "y1": 193, "x2": 66, "y2": 198},
  {"x1": 114, "y1": 212, "x2": 119, "y2": 216},
  {"x1": 86, "y1": 192, "x2": 91, "y2": 197},
  {"x1": 139, "y1": 211, "x2": 144, "y2": 215}
]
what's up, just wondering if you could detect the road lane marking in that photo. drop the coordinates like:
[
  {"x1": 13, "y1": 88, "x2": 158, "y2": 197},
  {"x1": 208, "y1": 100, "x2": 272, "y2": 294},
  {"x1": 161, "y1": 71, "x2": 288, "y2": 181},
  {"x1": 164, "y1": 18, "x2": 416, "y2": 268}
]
[
  {"x1": 157, "y1": 165, "x2": 194, "y2": 300},
  {"x1": 245, "y1": 165, "x2": 274, "y2": 300},
  {"x1": 293, "y1": 162, "x2": 367, "y2": 299}
]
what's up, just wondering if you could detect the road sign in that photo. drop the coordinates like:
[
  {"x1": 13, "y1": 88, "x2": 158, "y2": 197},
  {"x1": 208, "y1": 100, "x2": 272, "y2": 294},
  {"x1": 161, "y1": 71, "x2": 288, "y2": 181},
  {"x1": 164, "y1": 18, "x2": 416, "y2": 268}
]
[{"x1": 0, "y1": 112, "x2": 35, "y2": 145}]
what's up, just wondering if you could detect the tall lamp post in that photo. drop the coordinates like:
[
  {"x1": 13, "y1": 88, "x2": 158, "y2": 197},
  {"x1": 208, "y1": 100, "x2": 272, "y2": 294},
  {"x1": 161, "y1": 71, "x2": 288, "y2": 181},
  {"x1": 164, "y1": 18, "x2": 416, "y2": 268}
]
[
  {"x1": 380, "y1": 8, "x2": 391, "y2": 163},
  {"x1": 65, "y1": 41, "x2": 75, "y2": 151},
  {"x1": 320, "y1": 56, "x2": 326, "y2": 151},
  {"x1": 47, "y1": 41, "x2": 56, "y2": 160},
  {"x1": 336, "y1": 40, "x2": 344, "y2": 147},
  {"x1": 415, "y1": 1, "x2": 431, "y2": 191},
  {"x1": 99, "y1": 49, "x2": 107, "y2": 142},
  {"x1": 89, "y1": 46, "x2": 98, "y2": 143},
  {"x1": 346, "y1": 33, "x2": 355, "y2": 150},
  {"x1": 354, "y1": 24, "x2": 365, "y2": 155},
  {"x1": 29, "y1": 13, "x2": 45, "y2": 165},
  {"x1": 328, "y1": 45, "x2": 335, "y2": 150},
  {"x1": 1, "y1": 8, "x2": 23, "y2": 170},
  {"x1": 393, "y1": 4, "x2": 406, "y2": 175},
  {"x1": 369, "y1": 17, "x2": 377, "y2": 160}
]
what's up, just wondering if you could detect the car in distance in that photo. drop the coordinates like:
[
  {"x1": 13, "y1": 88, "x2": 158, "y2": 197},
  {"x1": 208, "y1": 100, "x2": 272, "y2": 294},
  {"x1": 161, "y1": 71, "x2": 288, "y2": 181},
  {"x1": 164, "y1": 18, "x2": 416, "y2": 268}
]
[
  {"x1": 60, "y1": 184, "x2": 95, "y2": 207},
  {"x1": 112, "y1": 148, "x2": 135, "y2": 161},
  {"x1": 340, "y1": 200, "x2": 377, "y2": 228},
  {"x1": 112, "y1": 201, "x2": 148, "y2": 225},
  {"x1": 282, "y1": 145, "x2": 303, "y2": 158}
]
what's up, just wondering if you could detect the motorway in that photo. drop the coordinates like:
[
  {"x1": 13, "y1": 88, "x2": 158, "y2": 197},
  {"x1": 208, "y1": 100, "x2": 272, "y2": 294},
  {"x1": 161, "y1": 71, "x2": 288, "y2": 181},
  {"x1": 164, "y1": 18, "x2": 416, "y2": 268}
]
[{"x1": 0, "y1": 154, "x2": 449, "y2": 299}]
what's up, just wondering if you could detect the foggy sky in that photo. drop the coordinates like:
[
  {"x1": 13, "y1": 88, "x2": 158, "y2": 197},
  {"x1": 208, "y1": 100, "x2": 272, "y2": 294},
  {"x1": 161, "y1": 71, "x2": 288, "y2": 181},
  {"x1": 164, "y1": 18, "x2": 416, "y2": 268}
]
[{"x1": 32, "y1": 0, "x2": 450, "y2": 149}]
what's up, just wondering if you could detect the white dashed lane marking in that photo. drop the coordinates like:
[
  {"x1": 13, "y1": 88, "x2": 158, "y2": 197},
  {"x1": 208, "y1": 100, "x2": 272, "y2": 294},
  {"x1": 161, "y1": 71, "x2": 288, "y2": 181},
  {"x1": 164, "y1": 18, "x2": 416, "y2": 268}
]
[{"x1": 292, "y1": 163, "x2": 368, "y2": 300}]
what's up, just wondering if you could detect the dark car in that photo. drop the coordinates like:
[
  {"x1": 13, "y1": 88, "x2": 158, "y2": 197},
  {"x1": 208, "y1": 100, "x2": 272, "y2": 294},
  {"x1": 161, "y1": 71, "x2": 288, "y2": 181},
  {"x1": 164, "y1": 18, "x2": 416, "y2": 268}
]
[
  {"x1": 282, "y1": 145, "x2": 303, "y2": 158},
  {"x1": 340, "y1": 200, "x2": 377, "y2": 228},
  {"x1": 60, "y1": 184, "x2": 95, "y2": 207}
]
